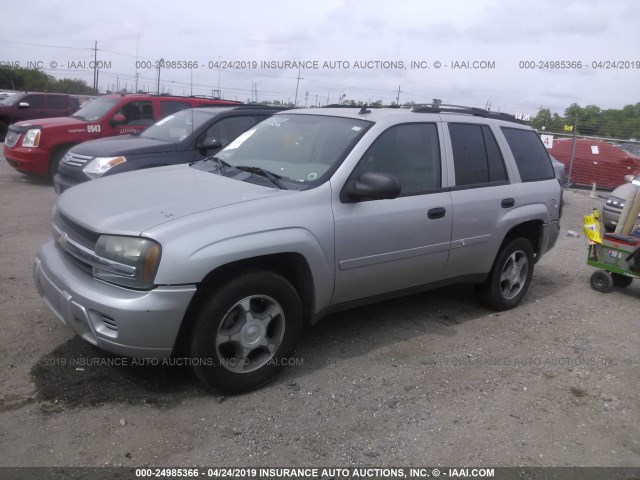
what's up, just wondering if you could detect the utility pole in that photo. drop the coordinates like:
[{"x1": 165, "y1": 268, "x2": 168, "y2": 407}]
[
  {"x1": 305, "y1": 91, "x2": 309, "y2": 107},
  {"x1": 396, "y1": 85, "x2": 401, "y2": 106},
  {"x1": 156, "y1": 58, "x2": 163, "y2": 94},
  {"x1": 134, "y1": 35, "x2": 139, "y2": 93},
  {"x1": 294, "y1": 70, "x2": 303, "y2": 107},
  {"x1": 92, "y1": 41, "x2": 98, "y2": 93}
]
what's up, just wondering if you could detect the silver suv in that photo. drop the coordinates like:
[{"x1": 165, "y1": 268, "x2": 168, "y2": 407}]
[{"x1": 33, "y1": 105, "x2": 562, "y2": 393}]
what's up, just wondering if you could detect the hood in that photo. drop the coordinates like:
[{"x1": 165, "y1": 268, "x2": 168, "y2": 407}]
[
  {"x1": 56, "y1": 164, "x2": 291, "y2": 235},
  {"x1": 71, "y1": 136, "x2": 175, "y2": 157},
  {"x1": 611, "y1": 181, "x2": 639, "y2": 200},
  {"x1": 12, "y1": 116, "x2": 88, "y2": 130}
]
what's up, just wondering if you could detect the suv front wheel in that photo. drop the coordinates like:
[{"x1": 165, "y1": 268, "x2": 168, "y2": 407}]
[
  {"x1": 479, "y1": 238, "x2": 535, "y2": 311},
  {"x1": 190, "y1": 271, "x2": 303, "y2": 393}
]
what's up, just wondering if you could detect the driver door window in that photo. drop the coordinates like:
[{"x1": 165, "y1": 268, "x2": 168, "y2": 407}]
[{"x1": 350, "y1": 123, "x2": 441, "y2": 195}]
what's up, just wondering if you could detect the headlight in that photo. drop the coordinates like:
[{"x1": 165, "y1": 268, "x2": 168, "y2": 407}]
[
  {"x1": 93, "y1": 235, "x2": 161, "y2": 289},
  {"x1": 82, "y1": 156, "x2": 127, "y2": 179},
  {"x1": 21, "y1": 128, "x2": 41, "y2": 147}
]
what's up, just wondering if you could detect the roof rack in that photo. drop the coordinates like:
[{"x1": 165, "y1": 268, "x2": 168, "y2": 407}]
[
  {"x1": 195, "y1": 104, "x2": 289, "y2": 110},
  {"x1": 412, "y1": 104, "x2": 525, "y2": 124}
]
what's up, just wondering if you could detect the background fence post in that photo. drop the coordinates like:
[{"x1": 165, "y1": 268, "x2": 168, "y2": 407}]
[{"x1": 567, "y1": 115, "x2": 578, "y2": 188}]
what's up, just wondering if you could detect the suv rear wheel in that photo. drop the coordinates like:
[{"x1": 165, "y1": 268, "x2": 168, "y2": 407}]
[
  {"x1": 479, "y1": 238, "x2": 535, "y2": 311},
  {"x1": 190, "y1": 271, "x2": 303, "y2": 393}
]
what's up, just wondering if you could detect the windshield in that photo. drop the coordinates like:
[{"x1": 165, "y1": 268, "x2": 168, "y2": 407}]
[
  {"x1": 141, "y1": 109, "x2": 214, "y2": 142},
  {"x1": 214, "y1": 114, "x2": 371, "y2": 187},
  {"x1": 71, "y1": 97, "x2": 119, "y2": 121}
]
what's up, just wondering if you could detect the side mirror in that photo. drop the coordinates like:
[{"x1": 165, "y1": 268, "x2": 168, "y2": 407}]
[
  {"x1": 18, "y1": 102, "x2": 30, "y2": 109},
  {"x1": 109, "y1": 113, "x2": 127, "y2": 126},
  {"x1": 198, "y1": 136, "x2": 222, "y2": 154},
  {"x1": 341, "y1": 171, "x2": 401, "y2": 202},
  {"x1": 624, "y1": 174, "x2": 634, "y2": 183}
]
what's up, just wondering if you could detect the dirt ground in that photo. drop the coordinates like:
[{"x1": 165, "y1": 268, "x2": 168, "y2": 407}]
[{"x1": 1, "y1": 155, "x2": 639, "y2": 469}]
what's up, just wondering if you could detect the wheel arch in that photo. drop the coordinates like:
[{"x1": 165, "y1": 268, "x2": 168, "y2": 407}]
[
  {"x1": 171, "y1": 252, "x2": 315, "y2": 358},
  {"x1": 501, "y1": 219, "x2": 544, "y2": 260}
]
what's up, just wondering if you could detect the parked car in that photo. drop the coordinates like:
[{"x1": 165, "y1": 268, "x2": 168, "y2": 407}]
[
  {"x1": 34, "y1": 105, "x2": 561, "y2": 393},
  {"x1": 3, "y1": 93, "x2": 242, "y2": 179},
  {"x1": 54, "y1": 105, "x2": 287, "y2": 193},
  {"x1": 602, "y1": 173, "x2": 640, "y2": 232},
  {"x1": 0, "y1": 91, "x2": 79, "y2": 141},
  {"x1": 550, "y1": 138, "x2": 640, "y2": 190}
]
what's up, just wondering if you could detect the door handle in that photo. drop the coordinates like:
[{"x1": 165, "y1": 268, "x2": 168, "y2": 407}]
[
  {"x1": 427, "y1": 207, "x2": 446, "y2": 219},
  {"x1": 501, "y1": 198, "x2": 515, "y2": 208}
]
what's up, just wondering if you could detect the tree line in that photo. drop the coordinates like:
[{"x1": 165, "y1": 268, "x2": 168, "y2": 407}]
[
  {"x1": 527, "y1": 103, "x2": 640, "y2": 140},
  {"x1": 0, "y1": 66, "x2": 95, "y2": 95}
]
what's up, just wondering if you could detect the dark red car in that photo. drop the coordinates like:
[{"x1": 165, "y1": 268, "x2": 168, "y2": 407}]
[{"x1": 0, "y1": 92, "x2": 79, "y2": 141}]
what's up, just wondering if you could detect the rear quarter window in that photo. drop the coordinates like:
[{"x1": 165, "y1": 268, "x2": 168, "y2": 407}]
[{"x1": 501, "y1": 127, "x2": 555, "y2": 182}]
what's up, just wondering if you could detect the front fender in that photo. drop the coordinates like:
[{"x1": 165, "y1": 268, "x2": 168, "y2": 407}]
[{"x1": 154, "y1": 227, "x2": 334, "y2": 313}]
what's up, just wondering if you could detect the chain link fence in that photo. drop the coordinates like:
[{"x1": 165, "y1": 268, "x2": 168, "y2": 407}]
[{"x1": 537, "y1": 127, "x2": 640, "y2": 193}]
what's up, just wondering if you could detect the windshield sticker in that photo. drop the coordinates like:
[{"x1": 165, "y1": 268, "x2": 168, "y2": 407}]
[
  {"x1": 264, "y1": 117, "x2": 289, "y2": 127},
  {"x1": 225, "y1": 129, "x2": 256, "y2": 150},
  {"x1": 351, "y1": 126, "x2": 362, "y2": 131},
  {"x1": 307, "y1": 172, "x2": 318, "y2": 180},
  {"x1": 154, "y1": 115, "x2": 175, "y2": 126}
]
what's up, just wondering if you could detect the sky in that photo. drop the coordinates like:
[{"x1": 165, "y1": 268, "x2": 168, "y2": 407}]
[{"x1": 1, "y1": 0, "x2": 639, "y2": 116}]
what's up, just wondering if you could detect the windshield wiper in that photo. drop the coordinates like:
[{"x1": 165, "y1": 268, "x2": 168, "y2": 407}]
[
  {"x1": 71, "y1": 114, "x2": 88, "y2": 121},
  {"x1": 235, "y1": 166, "x2": 285, "y2": 189},
  {"x1": 190, "y1": 155, "x2": 231, "y2": 169}
]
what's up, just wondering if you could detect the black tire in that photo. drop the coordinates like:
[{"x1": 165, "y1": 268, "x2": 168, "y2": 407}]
[
  {"x1": 48, "y1": 147, "x2": 68, "y2": 182},
  {"x1": 0, "y1": 120, "x2": 7, "y2": 142},
  {"x1": 190, "y1": 271, "x2": 303, "y2": 394},
  {"x1": 590, "y1": 270, "x2": 613, "y2": 293},
  {"x1": 479, "y1": 238, "x2": 535, "y2": 311},
  {"x1": 611, "y1": 273, "x2": 633, "y2": 288}
]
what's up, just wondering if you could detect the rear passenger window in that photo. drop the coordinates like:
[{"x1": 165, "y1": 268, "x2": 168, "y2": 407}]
[
  {"x1": 351, "y1": 123, "x2": 441, "y2": 196},
  {"x1": 501, "y1": 127, "x2": 555, "y2": 182},
  {"x1": 48, "y1": 96, "x2": 69, "y2": 110},
  {"x1": 160, "y1": 101, "x2": 191, "y2": 117},
  {"x1": 449, "y1": 123, "x2": 508, "y2": 187}
]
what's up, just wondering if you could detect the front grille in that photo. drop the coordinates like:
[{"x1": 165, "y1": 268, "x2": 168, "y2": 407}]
[
  {"x1": 54, "y1": 211, "x2": 100, "y2": 249},
  {"x1": 62, "y1": 152, "x2": 94, "y2": 167},
  {"x1": 4, "y1": 130, "x2": 19, "y2": 148}
]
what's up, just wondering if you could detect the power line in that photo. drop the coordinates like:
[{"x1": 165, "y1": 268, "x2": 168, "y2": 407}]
[{"x1": 0, "y1": 38, "x2": 91, "y2": 51}]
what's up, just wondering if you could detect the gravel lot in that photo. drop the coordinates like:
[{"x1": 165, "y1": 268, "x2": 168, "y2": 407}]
[{"x1": 1, "y1": 154, "x2": 639, "y2": 469}]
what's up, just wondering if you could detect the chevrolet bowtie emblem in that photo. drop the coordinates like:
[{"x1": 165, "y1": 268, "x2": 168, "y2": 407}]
[{"x1": 56, "y1": 231, "x2": 68, "y2": 249}]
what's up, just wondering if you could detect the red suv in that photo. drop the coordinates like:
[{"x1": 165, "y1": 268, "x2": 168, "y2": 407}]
[{"x1": 3, "y1": 93, "x2": 241, "y2": 179}]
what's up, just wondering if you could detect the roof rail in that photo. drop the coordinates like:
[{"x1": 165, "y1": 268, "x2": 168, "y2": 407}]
[
  {"x1": 412, "y1": 104, "x2": 525, "y2": 124},
  {"x1": 195, "y1": 104, "x2": 289, "y2": 110}
]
